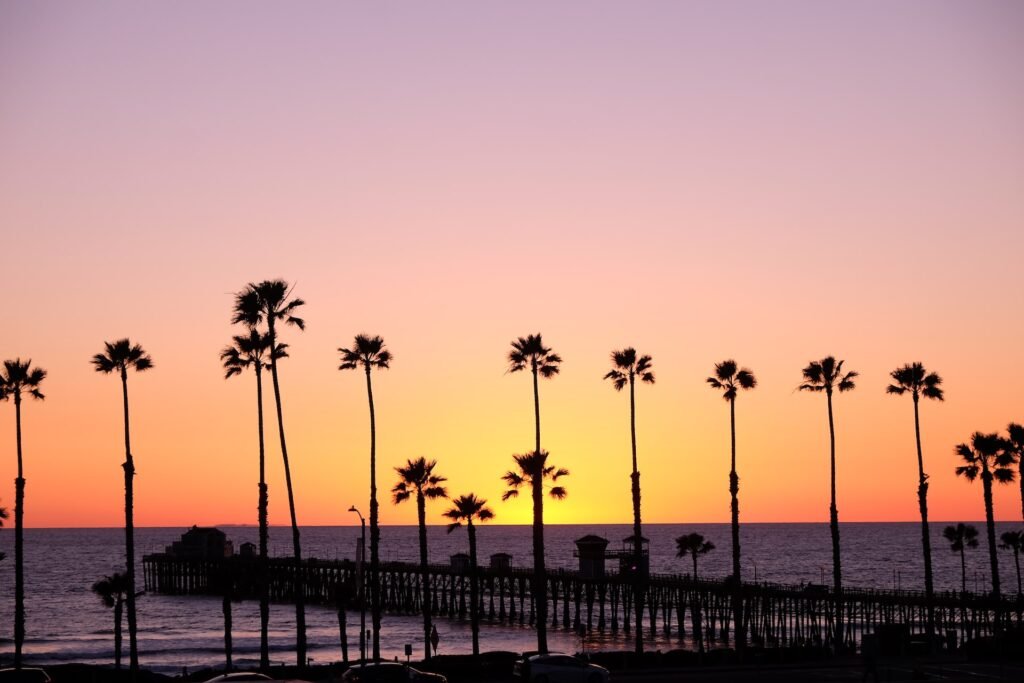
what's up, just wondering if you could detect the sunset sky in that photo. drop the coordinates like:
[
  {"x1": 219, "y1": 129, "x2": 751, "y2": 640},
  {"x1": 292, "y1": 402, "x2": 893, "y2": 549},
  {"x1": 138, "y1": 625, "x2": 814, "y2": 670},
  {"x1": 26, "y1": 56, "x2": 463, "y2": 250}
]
[{"x1": 1, "y1": 1, "x2": 1022, "y2": 528}]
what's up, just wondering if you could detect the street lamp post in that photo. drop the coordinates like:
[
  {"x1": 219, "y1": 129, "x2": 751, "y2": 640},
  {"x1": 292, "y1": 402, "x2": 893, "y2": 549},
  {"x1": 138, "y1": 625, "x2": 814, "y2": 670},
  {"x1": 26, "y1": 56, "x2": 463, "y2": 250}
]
[{"x1": 349, "y1": 505, "x2": 367, "y2": 664}]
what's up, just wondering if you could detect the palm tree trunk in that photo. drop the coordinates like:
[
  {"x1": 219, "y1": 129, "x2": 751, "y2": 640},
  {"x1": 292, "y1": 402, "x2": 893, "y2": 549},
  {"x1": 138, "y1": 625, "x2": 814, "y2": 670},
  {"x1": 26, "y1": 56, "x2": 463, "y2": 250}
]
[
  {"x1": 692, "y1": 553, "x2": 698, "y2": 581},
  {"x1": 532, "y1": 472, "x2": 549, "y2": 654},
  {"x1": 981, "y1": 470, "x2": 1001, "y2": 598},
  {"x1": 468, "y1": 520, "x2": 480, "y2": 657},
  {"x1": 532, "y1": 362, "x2": 541, "y2": 454},
  {"x1": 223, "y1": 594, "x2": 233, "y2": 672},
  {"x1": 365, "y1": 367, "x2": 382, "y2": 661},
  {"x1": 13, "y1": 393, "x2": 25, "y2": 670},
  {"x1": 530, "y1": 363, "x2": 548, "y2": 654},
  {"x1": 417, "y1": 491, "x2": 432, "y2": 660},
  {"x1": 960, "y1": 547, "x2": 966, "y2": 594},
  {"x1": 629, "y1": 374, "x2": 644, "y2": 657},
  {"x1": 911, "y1": 396, "x2": 936, "y2": 647},
  {"x1": 267, "y1": 318, "x2": 306, "y2": 666},
  {"x1": 120, "y1": 371, "x2": 140, "y2": 678},
  {"x1": 255, "y1": 365, "x2": 270, "y2": 671},
  {"x1": 114, "y1": 598, "x2": 123, "y2": 670},
  {"x1": 825, "y1": 390, "x2": 844, "y2": 652},
  {"x1": 729, "y1": 397, "x2": 744, "y2": 650},
  {"x1": 1014, "y1": 549, "x2": 1021, "y2": 595}
]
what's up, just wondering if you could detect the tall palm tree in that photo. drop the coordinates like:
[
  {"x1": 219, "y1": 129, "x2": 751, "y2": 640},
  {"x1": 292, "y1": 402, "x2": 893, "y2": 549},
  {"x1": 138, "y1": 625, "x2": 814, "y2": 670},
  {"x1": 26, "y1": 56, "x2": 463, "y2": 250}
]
[
  {"x1": 444, "y1": 494, "x2": 494, "y2": 657},
  {"x1": 392, "y1": 457, "x2": 448, "y2": 659},
  {"x1": 706, "y1": 359, "x2": 756, "y2": 649},
  {"x1": 502, "y1": 449, "x2": 568, "y2": 654},
  {"x1": 799, "y1": 356, "x2": 857, "y2": 651},
  {"x1": 339, "y1": 334, "x2": 392, "y2": 661},
  {"x1": 999, "y1": 530, "x2": 1023, "y2": 595},
  {"x1": 604, "y1": 347, "x2": 654, "y2": 655},
  {"x1": 221, "y1": 328, "x2": 277, "y2": 670},
  {"x1": 675, "y1": 533, "x2": 715, "y2": 581},
  {"x1": 507, "y1": 333, "x2": 561, "y2": 456},
  {"x1": 1006, "y1": 423, "x2": 1024, "y2": 522},
  {"x1": 954, "y1": 432, "x2": 1016, "y2": 598},
  {"x1": 92, "y1": 572, "x2": 130, "y2": 670},
  {"x1": 886, "y1": 362, "x2": 943, "y2": 646},
  {"x1": 943, "y1": 523, "x2": 979, "y2": 593},
  {"x1": 232, "y1": 280, "x2": 307, "y2": 664},
  {"x1": 0, "y1": 359, "x2": 46, "y2": 670},
  {"x1": 92, "y1": 341, "x2": 151, "y2": 677}
]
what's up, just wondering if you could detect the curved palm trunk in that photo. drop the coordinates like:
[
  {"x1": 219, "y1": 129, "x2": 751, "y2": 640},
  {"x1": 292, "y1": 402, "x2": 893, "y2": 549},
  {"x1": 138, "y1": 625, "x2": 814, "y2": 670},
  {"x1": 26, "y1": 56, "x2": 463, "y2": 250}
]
[
  {"x1": 729, "y1": 398, "x2": 745, "y2": 650},
  {"x1": 468, "y1": 520, "x2": 481, "y2": 657},
  {"x1": 530, "y1": 363, "x2": 549, "y2": 654},
  {"x1": 120, "y1": 371, "x2": 140, "y2": 678},
  {"x1": 959, "y1": 547, "x2": 967, "y2": 594},
  {"x1": 1013, "y1": 548, "x2": 1021, "y2": 595},
  {"x1": 911, "y1": 396, "x2": 936, "y2": 647},
  {"x1": 825, "y1": 390, "x2": 844, "y2": 652},
  {"x1": 628, "y1": 374, "x2": 644, "y2": 656},
  {"x1": 365, "y1": 367, "x2": 382, "y2": 661},
  {"x1": 223, "y1": 594, "x2": 233, "y2": 672},
  {"x1": 416, "y1": 491, "x2": 432, "y2": 659},
  {"x1": 980, "y1": 469, "x2": 1001, "y2": 598},
  {"x1": 692, "y1": 553, "x2": 699, "y2": 581},
  {"x1": 267, "y1": 318, "x2": 306, "y2": 666},
  {"x1": 255, "y1": 365, "x2": 270, "y2": 671},
  {"x1": 13, "y1": 393, "x2": 25, "y2": 669},
  {"x1": 114, "y1": 597, "x2": 123, "y2": 670}
]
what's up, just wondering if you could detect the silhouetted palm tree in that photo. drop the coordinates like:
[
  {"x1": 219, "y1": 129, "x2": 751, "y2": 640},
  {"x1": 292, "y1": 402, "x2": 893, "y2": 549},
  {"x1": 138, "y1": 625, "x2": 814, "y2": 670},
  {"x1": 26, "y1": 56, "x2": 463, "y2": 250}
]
[
  {"x1": 886, "y1": 362, "x2": 943, "y2": 645},
  {"x1": 1006, "y1": 424, "x2": 1024, "y2": 522},
  {"x1": 605, "y1": 347, "x2": 654, "y2": 655},
  {"x1": 221, "y1": 328, "x2": 277, "y2": 670},
  {"x1": 232, "y1": 280, "x2": 307, "y2": 664},
  {"x1": 443, "y1": 494, "x2": 494, "y2": 657},
  {"x1": 943, "y1": 523, "x2": 979, "y2": 593},
  {"x1": 0, "y1": 359, "x2": 46, "y2": 670},
  {"x1": 507, "y1": 335, "x2": 561, "y2": 653},
  {"x1": 675, "y1": 533, "x2": 715, "y2": 581},
  {"x1": 502, "y1": 449, "x2": 568, "y2": 654},
  {"x1": 954, "y1": 432, "x2": 1016, "y2": 597},
  {"x1": 507, "y1": 334, "x2": 561, "y2": 456},
  {"x1": 92, "y1": 572, "x2": 130, "y2": 670},
  {"x1": 799, "y1": 356, "x2": 857, "y2": 651},
  {"x1": 706, "y1": 359, "x2": 756, "y2": 649},
  {"x1": 392, "y1": 457, "x2": 448, "y2": 659},
  {"x1": 339, "y1": 334, "x2": 392, "y2": 661},
  {"x1": 92, "y1": 340, "x2": 151, "y2": 677},
  {"x1": 1000, "y1": 530, "x2": 1023, "y2": 595}
]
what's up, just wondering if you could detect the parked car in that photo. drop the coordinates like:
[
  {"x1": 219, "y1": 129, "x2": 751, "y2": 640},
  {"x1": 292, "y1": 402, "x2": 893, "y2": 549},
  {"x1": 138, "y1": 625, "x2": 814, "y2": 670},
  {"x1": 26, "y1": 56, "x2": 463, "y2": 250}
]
[
  {"x1": 203, "y1": 674, "x2": 273, "y2": 682},
  {"x1": 341, "y1": 662, "x2": 446, "y2": 683},
  {"x1": 0, "y1": 669, "x2": 52, "y2": 683},
  {"x1": 513, "y1": 654, "x2": 610, "y2": 683}
]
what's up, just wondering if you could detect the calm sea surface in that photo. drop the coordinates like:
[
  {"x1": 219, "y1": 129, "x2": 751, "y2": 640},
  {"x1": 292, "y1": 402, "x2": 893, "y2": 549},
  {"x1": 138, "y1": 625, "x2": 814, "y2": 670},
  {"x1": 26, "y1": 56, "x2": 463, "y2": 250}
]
[{"x1": 1, "y1": 523, "x2": 1022, "y2": 673}]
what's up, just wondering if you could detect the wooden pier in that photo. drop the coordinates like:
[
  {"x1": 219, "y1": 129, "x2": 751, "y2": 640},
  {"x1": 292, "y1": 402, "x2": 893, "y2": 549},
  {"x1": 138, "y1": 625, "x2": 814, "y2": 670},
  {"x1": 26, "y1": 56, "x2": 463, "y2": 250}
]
[{"x1": 143, "y1": 554, "x2": 1022, "y2": 651}]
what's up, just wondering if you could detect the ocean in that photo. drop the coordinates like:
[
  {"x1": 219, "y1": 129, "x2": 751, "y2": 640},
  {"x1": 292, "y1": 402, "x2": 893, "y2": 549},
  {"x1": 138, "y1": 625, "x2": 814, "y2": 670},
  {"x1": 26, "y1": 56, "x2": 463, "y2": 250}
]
[{"x1": 1, "y1": 522, "x2": 1022, "y2": 674}]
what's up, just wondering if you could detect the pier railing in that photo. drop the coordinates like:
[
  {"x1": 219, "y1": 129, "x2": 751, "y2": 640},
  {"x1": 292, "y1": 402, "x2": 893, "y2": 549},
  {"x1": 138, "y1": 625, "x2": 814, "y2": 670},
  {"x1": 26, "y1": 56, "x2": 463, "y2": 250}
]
[{"x1": 143, "y1": 553, "x2": 1022, "y2": 651}]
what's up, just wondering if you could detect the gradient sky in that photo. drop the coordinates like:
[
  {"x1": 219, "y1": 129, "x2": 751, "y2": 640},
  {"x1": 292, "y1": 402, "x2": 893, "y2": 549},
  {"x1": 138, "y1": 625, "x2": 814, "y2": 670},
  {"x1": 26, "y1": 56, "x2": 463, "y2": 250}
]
[{"x1": 1, "y1": 1, "x2": 1022, "y2": 528}]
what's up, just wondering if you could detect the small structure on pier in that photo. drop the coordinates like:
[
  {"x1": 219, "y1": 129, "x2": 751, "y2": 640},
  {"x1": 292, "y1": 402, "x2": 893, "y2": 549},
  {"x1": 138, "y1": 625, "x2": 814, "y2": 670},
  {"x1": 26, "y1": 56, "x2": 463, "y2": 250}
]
[
  {"x1": 573, "y1": 535, "x2": 609, "y2": 578},
  {"x1": 166, "y1": 526, "x2": 234, "y2": 560},
  {"x1": 609, "y1": 534, "x2": 649, "y2": 577},
  {"x1": 489, "y1": 552, "x2": 512, "y2": 570},
  {"x1": 450, "y1": 552, "x2": 470, "y2": 571},
  {"x1": 239, "y1": 542, "x2": 257, "y2": 558}
]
